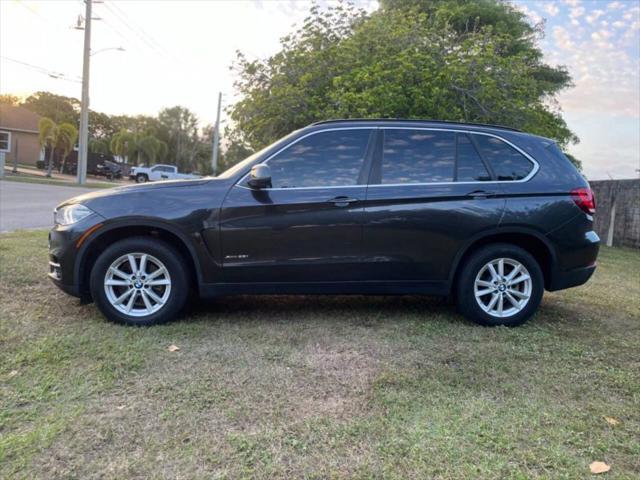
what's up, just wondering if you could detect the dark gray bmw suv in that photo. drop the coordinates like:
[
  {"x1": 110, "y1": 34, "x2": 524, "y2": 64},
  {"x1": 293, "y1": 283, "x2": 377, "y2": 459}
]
[{"x1": 48, "y1": 119, "x2": 599, "y2": 327}]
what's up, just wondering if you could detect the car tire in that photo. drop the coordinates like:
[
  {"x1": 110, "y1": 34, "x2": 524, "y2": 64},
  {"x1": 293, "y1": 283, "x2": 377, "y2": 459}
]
[
  {"x1": 136, "y1": 174, "x2": 148, "y2": 183},
  {"x1": 90, "y1": 237, "x2": 190, "y2": 326},
  {"x1": 456, "y1": 243, "x2": 544, "y2": 327}
]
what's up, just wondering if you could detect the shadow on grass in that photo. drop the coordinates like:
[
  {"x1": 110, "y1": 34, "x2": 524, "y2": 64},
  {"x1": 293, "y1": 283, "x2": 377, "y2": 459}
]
[{"x1": 183, "y1": 294, "x2": 456, "y2": 325}]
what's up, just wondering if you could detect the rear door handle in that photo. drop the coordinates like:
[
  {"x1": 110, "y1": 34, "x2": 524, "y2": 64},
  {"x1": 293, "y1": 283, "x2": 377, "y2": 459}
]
[
  {"x1": 466, "y1": 190, "x2": 496, "y2": 199},
  {"x1": 328, "y1": 196, "x2": 359, "y2": 207}
]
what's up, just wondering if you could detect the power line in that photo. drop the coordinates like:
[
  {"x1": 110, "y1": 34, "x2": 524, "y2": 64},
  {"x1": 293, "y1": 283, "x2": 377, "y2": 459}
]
[
  {"x1": 106, "y1": 0, "x2": 167, "y2": 53},
  {"x1": 15, "y1": 0, "x2": 85, "y2": 33},
  {"x1": 100, "y1": 1, "x2": 165, "y2": 56},
  {"x1": 0, "y1": 56, "x2": 82, "y2": 83}
]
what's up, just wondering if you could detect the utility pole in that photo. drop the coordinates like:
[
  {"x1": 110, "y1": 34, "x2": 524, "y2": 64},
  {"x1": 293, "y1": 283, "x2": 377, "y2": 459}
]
[
  {"x1": 77, "y1": 0, "x2": 92, "y2": 184},
  {"x1": 211, "y1": 91, "x2": 222, "y2": 176}
]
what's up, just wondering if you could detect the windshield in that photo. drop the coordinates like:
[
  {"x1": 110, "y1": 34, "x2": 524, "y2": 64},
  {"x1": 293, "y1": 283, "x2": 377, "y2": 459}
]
[{"x1": 215, "y1": 129, "x2": 301, "y2": 179}]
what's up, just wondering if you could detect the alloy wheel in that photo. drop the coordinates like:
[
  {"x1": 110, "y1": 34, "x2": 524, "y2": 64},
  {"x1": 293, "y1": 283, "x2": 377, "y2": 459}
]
[
  {"x1": 474, "y1": 257, "x2": 532, "y2": 318},
  {"x1": 104, "y1": 253, "x2": 171, "y2": 317}
]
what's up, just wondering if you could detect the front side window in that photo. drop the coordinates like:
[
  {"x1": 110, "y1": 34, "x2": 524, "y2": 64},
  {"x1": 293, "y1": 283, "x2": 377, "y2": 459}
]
[
  {"x1": 473, "y1": 134, "x2": 534, "y2": 181},
  {"x1": 266, "y1": 129, "x2": 372, "y2": 188},
  {"x1": 456, "y1": 134, "x2": 491, "y2": 182},
  {"x1": 381, "y1": 130, "x2": 455, "y2": 184}
]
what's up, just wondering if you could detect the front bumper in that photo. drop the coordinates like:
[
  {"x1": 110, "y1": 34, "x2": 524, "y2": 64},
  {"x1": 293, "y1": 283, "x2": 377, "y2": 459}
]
[{"x1": 48, "y1": 216, "x2": 103, "y2": 298}]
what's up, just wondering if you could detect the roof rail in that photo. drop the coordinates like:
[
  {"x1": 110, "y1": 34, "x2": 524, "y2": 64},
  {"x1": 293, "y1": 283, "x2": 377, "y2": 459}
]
[{"x1": 310, "y1": 118, "x2": 522, "y2": 132}]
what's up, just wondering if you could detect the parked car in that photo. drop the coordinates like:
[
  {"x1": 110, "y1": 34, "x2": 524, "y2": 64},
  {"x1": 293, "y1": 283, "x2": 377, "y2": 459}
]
[
  {"x1": 129, "y1": 164, "x2": 200, "y2": 183},
  {"x1": 48, "y1": 119, "x2": 599, "y2": 327},
  {"x1": 95, "y1": 160, "x2": 123, "y2": 180}
]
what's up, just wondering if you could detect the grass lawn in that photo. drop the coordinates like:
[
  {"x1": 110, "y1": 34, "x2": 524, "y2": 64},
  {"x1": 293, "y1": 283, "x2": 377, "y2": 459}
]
[
  {"x1": 1, "y1": 230, "x2": 638, "y2": 479},
  {"x1": 1, "y1": 174, "x2": 118, "y2": 189}
]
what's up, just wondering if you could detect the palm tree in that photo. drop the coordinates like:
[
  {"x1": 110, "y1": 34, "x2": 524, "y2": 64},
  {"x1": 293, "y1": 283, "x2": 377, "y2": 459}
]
[
  {"x1": 38, "y1": 117, "x2": 57, "y2": 177},
  {"x1": 57, "y1": 123, "x2": 78, "y2": 174},
  {"x1": 89, "y1": 138, "x2": 110, "y2": 155},
  {"x1": 111, "y1": 129, "x2": 167, "y2": 166},
  {"x1": 110, "y1": 130, "x2": 134, "y2": 164},
  {"x1": 38, "y1": 118, "x2": 79, "y2": 176}
]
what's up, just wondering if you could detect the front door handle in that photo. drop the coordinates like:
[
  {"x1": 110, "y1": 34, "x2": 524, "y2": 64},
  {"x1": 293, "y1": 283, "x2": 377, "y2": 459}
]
[
  {"x1": 328, "y1": 196, "x2": 359, "y2": 207},
  {"x1": 466, "y1": 190, "x2": 496, "y2": 199}
]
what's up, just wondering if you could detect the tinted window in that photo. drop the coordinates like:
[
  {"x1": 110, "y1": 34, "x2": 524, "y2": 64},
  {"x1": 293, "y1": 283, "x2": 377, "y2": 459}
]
[
  {"x1": 266, "y1": 129, "x2": 371, "y2": 188},
  {"x1": 473, "y1": 134, "x2": 533, "y2": 180},
  {"x1": 382, "y1": 130, "x2": 455, "y2": 184},
  {"x1": 456, "y1": 134, "x2": 491, "y2": 182}
]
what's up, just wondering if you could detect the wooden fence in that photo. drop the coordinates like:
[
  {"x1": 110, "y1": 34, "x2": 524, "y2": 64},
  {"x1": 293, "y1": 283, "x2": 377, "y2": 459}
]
[{"x1": 590, "y1": 179, "x2": 640, "y2": 249}]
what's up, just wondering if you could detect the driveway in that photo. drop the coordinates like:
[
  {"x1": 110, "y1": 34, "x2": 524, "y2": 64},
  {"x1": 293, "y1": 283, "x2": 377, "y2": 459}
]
[{"x1": 0, "y1": 181, "x2": 100, "y2": 232}]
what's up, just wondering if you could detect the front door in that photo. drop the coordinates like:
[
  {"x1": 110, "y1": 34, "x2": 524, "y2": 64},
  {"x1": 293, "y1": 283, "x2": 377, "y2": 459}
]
[{"x1": 220, "y1": 128, "x2": 375, "y2": 283}]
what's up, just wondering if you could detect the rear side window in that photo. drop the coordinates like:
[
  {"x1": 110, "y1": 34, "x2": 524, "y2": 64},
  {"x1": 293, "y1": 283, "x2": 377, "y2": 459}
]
[
  {"x1": 382, "y1": 130, "x2": 455, "y2": 184},
  {"x1": 456, "y1": 134, "x2": 491, "y2": 182},
  {"x1": 473, "y1": 134, "x2": 534, "y2": 181},
  {"x1": 266, "y1": 129, "x2": 372, "y2": 188}
]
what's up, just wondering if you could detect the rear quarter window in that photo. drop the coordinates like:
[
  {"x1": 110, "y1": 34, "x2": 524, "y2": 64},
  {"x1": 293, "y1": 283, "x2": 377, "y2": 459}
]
[{"x1": 473, "y1": 134, "x2": 534, "y2": 181}]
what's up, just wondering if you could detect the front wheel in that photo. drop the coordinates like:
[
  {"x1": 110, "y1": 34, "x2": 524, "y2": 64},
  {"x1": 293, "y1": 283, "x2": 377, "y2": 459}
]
[
  {"x1": 135, "y1": 174, "x2": 148, "y2": 183},
  {"x1": 456, "y1": 243, "x2": 544, "y2": 327},
  {"x1": 90, "y1": 237, "x2": 189, "y2": 326}
]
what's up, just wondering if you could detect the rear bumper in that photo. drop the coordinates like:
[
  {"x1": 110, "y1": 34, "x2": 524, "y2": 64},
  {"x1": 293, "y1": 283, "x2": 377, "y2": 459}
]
[
  {"x1": 545, "y1": 212, "x2": 600, "y2": 291},
  {"x1": 548, "y1": 263, "x2": 596, "y2": 291}
]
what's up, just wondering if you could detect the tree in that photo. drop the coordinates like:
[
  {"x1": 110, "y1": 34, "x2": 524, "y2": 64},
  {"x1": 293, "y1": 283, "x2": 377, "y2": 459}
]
[
  {"x1": 39, "y1": 118, "x2": 57, "y2": 177},
  {"x1": 128, "y1": 134, "x2": 167, "y2": 165},
  {"x1": 24, "y1": 91, "x2": 79, "y2": 125},
  {"x1": 38, "y1": 117, "x2": 78, "y2": 176},
  {"x1": 110, "y1": 129, "x2": 167, "y2": 165},
  {"x1": 57, "y1": 123, "x2": 78, "y2": 174},
  {"x1": 228, "y1": 0, "x2": 579, "y2": 165},
  {"x1": 158, "y1": 106, "x2": 199, "y2": 172},
  {"x1": 0, "y1": 94, "x2": 21, "y2": 106},
  {"x1": 110, "y1": 130, "x2": 134, "y2": 164},
  {"x1": 89, "y1": 138, "x2": 110, "y2": 155}
]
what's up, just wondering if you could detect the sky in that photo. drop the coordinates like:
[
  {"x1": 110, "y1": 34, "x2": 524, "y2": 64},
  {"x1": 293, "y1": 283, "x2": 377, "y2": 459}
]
[{"x1": 1, "y1": 0, "x2": 638, "y2": 180}]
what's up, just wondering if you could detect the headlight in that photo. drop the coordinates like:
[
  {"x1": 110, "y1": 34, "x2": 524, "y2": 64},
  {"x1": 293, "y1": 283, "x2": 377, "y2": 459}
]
[{"x1": 54, "y1": 204, "x2": 95, "y2": 225}]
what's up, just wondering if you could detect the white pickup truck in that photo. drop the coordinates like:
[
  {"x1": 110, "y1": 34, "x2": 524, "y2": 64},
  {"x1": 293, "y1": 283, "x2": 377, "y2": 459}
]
[{"x1": 129, "y1": 164, "x2": 201, "y2": 183}]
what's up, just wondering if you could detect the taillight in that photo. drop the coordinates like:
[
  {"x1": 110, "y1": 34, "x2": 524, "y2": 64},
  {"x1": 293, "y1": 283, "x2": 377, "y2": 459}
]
[{"x1": 571, "y1": 187, "x2": 596, "y2": 215}]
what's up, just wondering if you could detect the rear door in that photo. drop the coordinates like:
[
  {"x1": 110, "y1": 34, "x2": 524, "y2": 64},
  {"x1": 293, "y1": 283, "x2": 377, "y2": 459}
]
[
  {"x1": 219, "y1": 128, "x2": 375, "y2": 283},
  {"x1": 362, "y1": 128, "x2": 506, "y2": 284}
]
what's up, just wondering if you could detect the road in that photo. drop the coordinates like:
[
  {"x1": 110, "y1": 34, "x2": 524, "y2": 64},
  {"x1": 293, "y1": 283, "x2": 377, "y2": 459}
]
[{"x1": 0, "y1": 181, "x2": 99, "y2": 232}]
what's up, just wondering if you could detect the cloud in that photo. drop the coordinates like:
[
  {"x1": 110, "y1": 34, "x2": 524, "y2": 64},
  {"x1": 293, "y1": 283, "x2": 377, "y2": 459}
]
[
  {"x1": 591, "y1": 28, "x2": 615, "y2": 48},
  {"x1": 570, "y1": 6, "x2": 585, "y2": 18},
  {"x1": 586, "y1": 9, "x2": 605, "y2": 24},
  {"x1": 553, "y1": 26, "x2": 575, "y2": 50},
  {"x1": 623, "y1": 6, "x2": 640, "y2": 21},
  {"x1": 607, "y1": 1, "x2": 624, "y2": 10},
  {"x1": 562, "y1": 0, "x2": 581, "y2": 7},
  {"x1": 612, "y1": 20, "x2": 625, "y2": 29},
  {"x1": 516, "y1": 4, "x2": 542, "y2": 24},
  {"x1": 543, "y1": 2, "x2": 559, "y2": 17}
]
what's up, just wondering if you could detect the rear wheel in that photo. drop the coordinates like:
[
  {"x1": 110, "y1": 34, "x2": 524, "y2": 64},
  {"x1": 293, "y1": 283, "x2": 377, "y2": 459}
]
[
  {"x1": 456, "y1": 243, "x2": 544, "y2": 327},
  {"x1": 90, "y1": 237, "x2": 189, "y2": 326}
]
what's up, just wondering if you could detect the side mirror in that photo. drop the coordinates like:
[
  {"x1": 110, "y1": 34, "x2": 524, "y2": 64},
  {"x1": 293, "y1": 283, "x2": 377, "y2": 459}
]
[{"x1": 248, "y1": 164, "x2": 272, "y2": 189}]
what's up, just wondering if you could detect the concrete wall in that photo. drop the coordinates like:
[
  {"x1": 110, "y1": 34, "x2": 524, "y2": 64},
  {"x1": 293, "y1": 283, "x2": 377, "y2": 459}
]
[
  {"x1": 590, "y1": 179, "x2": 640, "y2": 249},
  {"x1": 4, "y1": 131, "x2": 42, "y2": 166}
]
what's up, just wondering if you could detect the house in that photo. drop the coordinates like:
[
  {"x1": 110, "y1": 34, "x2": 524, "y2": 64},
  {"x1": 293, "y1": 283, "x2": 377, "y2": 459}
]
[{"x1": 0, "y1": 104, "x2": 43, "y2": 166}]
